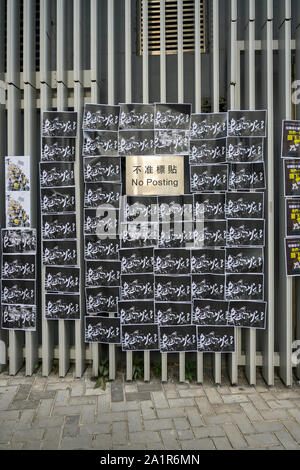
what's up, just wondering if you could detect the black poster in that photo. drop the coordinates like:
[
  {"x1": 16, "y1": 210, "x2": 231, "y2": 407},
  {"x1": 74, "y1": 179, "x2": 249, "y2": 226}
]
[
  {"x1": 229, "y1": 163, "x2": 265, "y2": 190},
  {"x1": 159, "y1": 224, "x2": 193, "y2": 249},
  {"x1": 160, "y1": 325, "x2": 197, "y2": 353},
  {"x1": 190, "y1": 139, "x2": 227, "y2": 165},
  {"x1": 155, "y1": 275, "x2": 191, "y2": 302},
  {"x1": 84, "y1": 236, "x2": 120, "y2": 260},
  {"x1": 2, "y1": 229, "x2": 36, "y2": 254},
  {"x1": 40, "y1": 163, "x2": 75, "y2": 188},
  {"x1": 284, "y1": 160, "x2": 300, "y2": 197},
  {"x1": 1, "y1": 305, "x2": 36, "y2": 331},
  {"x1": 154, "y1": 249, "x2": 190, "y2": 275},
  {"x1": 227, "y1": 110, "x2": 267, "y2": 138},
  {"x1": 126, "y1": 196, "x2": 158, "y2": 223},
  {"x1": 227, "y1": 301, "x2": 267, "y2": 329},
  {"x1": 193, "y1": 300, "x2": 229, "y2": 326},
  {"x1": 41, "y1": 138, "x2": 76, "y2": 162},
  {"x1": 45, "y1": 267, "x2": 80, "y2": 294},
  {"x1": 85, "y1": 260, "x2": 121, "y2": 287},
  {"x1": 226, "y1": 192, "x2": 264, "y2": 219},
  {"x1": 119, "y1": 104, "x2": 155, "y2": 130},
  {"x1": 84, "y1": 182, "x2": 121, "y2": 209},
  {"x1": 84, "y1": 209, "x2": 118, "y2": 235},
  {"x1": 191, "y1": 165, "x2": 228, "y2": 192},
  {"x1": 45, "y1": 294, "x2": 80, "y2": 320},
  {"x1": 121, "y1": 274, "x2": 154, "y2": 300},
  {"x1": 41, "y1": 187, "x2": 76, "y2": 214},
  {"x1": 227, "y1": 219, "x2": 265, "y2": 247},
  {"x1": 1, "y1": 280, "x2": 35, "y2": 305},
  {"x1": 282, "y1": 120, "x2": 300, "y2": 158},
  {"x1": 194, "y1": 193, "x2": 226, "y2": 220},
  {"x1": 156, "y1": 302, "x2": 192, "y2": 326},
  {"x1": 190, "y1": 113, "x2": 227, "y2": 140},
  {"x1": 155, "y1": 103, "x2": 191, "y2": 130},
  {"x1": 42, "y1": 214, "x2": 77, "y2": 240},
  {"x1": 84, "y1": 157, "x2": 121, "y2": 183},
  {"x1": 121, "y1": 324, "x2": 159, "y2": 351},
  {"x1": 285, "y1": 238, "x2": 300, "y2": 276},
  {"x1": 197, "y1": 326, "x2": 235, "y2": 353},
  {"x1": 226, "y1": 248, "x2": 264, "y2": 274},
  {"x1": 155, "y1": 130, "x2": 189, "y2": 155},
  {"x1": 121, "y1": 223, "x2": 159, "y2": 249},
  {"x1": 83, "y1": 104, "x2": 120, "y2": 131},
  {"x1": 85, "y1": 316, "x2": 121, "y2": 344},
  {"x1": 286, "y1": 199, "x2": 300, "y2": 237},
  {"x1": 192, "y1": 274, "x2": 225, "y2": 300},
  {"x1": 194, "y1": 220, "x2": 227, "y2": 248},
  {"x1": 226, "y1": 137, "x2": 264, "y2": 163},
  {"x1": 226, "y1": 274, "x2": 264, "y2": 301},
  {"x1": 119, "y1": 130, "x2": 155, "y2": 156},
  {"x1": 86, "y1": 286, "x2": 119, "y2": 314},
  {"x1": 83, "y1": 131, "x2": 119, "y2": 156},
  {"x1": 43, "y1": 241, "x2": 77, "y2": 266},
  {"x1": 2, "y1": 255, "x2": 35, "y2": 280},
  {"x1": 42, "y1": 112, "x2": 77, "y2": 138},
  {"x1": 191, "y1": 249, "x2": 225, "y2": 275},
  {"x1": 119, "y1": 300, "x2": 156, "y2": 325},
  {"x1": 158, "y1": 196, "x2": 193, "y2": 222},
  {"x1": 120, "y1": 248, "x2": 154, "y2": 274}
]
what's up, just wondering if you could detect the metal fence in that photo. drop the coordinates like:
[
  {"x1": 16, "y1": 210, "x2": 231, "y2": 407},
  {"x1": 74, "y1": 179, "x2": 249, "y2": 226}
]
[{"x1": 0, "y1": 0, "x2": 299, "y2": 386}]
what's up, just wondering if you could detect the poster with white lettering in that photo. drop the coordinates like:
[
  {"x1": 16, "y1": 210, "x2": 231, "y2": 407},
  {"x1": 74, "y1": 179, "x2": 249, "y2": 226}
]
[
  {"x1": 225, "y1": 192, "x2": 264, "y2": 219},
  {"x1": 228, "y1": 163, "x2": 266, "y2": 190},
  {"x1": 227, "y1": 219, "x2": 265, "y2": 247},
  {"x1": 225, "y1": 248, "x2": 264, "y2": 274},
  {"x1": 85, "y1": 260, "x2": 121, "y2": 287},
  {"x1": 286, "y1": 199, "x2": 300, "y2": 237},
  {"x1": 85, "y1": 316, "x2": 121, "y2": 344},
  {"x1": 41, "y1": 138, "x2": 76, "y2": 162},
  {"x1": 82, "y1": 104, "x2": 120, "y2": 131},
  {"x1": 192, "y1": 300, "x2": 229, "y2": 326},
  {"x1": 190, "y1": 165, "x2": 228, "y2": 192},
  {"x1": 190, "y1": 139, "x2": 227, "y2": 164},
  {"x1": 40, "y1": 163, "x2": 75, "y2": 188},
  {"x1": 225, "y1": 274, "x2": 264, "y2": 301},
  {"x1": 42, "y1": 214, "x2": 77, "y2": 240},
  {"x1": 2, "y1": 255, "x2": 36, "y2": 280},
  {"x1": 42, "y1": 111, "x2": 78, "y2": 138},
  {"x1": 121, "y1": 274, "x2": 154, "y2": 300},
  {"x1": 155, "y1": 275, "x2": 191, "y2": 302},
  {"x1": 194, "y1": 220, "x2": 227, "y2": 248},
  {"x1": 227, "y1": 110, "x2": 267, "y2": 138},
  {"x1": 120, "y1": 248, "x2": 154, "y2": 274},
  {"x1": 83, "y1": 157, "x2": 121, "y2": 183},
  {"x1": 84, "y1": 182, "x2": 121, "y2": 209},
  {"x1": 42, "y1": 241, "x2": 77, "y2": 266},
  {"x1": 155, "y1": 103, "x2": 191, "y2": 130},
  {"x1": 194, "y1": 193, "x2": 226, "y2": 220},
  {"x1": 197, "y1": 326, "x2": 235, "y2": 353},
  {"x1": 190, "y1": 113, "x2": 227, "y2": 140},
  {"x1": 1, "y1": 305, "x2": 36, "y2": 331},
  {"x1": 84, "y1": 236, "x2": 120, "y2": 261},
  {"x1": 226, "y1": 137, "x2": 264, "y2": 163},
  {"x1": 160, "y1": 325, "x2": 197, "y2": 353},
  {"x1": 45, "y1": 294, "x2": 80, "y2": 320},
  {"x1": 119, "y1": 104, "x2": 155, "y2": 130},
  {"x1": 119, "y1": 301, "x2": 156, "y2": 325},
  {"x1": 158, "y1": 224, "x2": 194, "y2": 249},
  {"x1": 192, "y1": 274, "x2": 225, "y2": 300},
  {"x1": 121, "y1": 324, "x2": 159, "y2": 351},
  {"x1": 41, "y1": 187, "x2": 76, "y2": 214},
  {"x1": 121, "y1": 223, "x2": 159, "y2": 249},
  {"x1": 158, "y1": 195, "x2": 193, "y2": 222},
  {"x1": 154, "y1": 249, "x2": 190, "y2": 275},
  {"x1": 284, "y1": 159, "x2": 300, "y2": 197},
  {"x1": 285, "y1": 238, "x2": 300, "y2": 276},
  {"x1": 45, "y1": 267, "x2": 80, "y2": 294},
  {"x1": 191, "y1": 249, "x2": 225, "y2": 275},
  {"x1": 2, "y1": 229, "x2": 36, "y2": 254},
  {"x1": 83, "y1": 131, "x2": 119, "y2": 156},
  {"x1": 156, "y1": 302, "x2": 192, "y2": 326},
  {"x1": 227, "y1": 301, "x2": 267, "y2": 329},
  {"x1": 85, "y1": 286, "x2": 119, "y2": 314},
  {"x1": 84, "y1": 209, "x2": 118, "y2": 235},
  {"x1": 1, "y1": 280, "x2": 35, "y2": 305},
  {"x1": 281, "y1": 120, "x2": 300, "y2": 158},
  {"x1": 155, "y1": 130, "x2": 190, "y2": 155},
  {"x1": 125, "y1": 196, "x2": 158, "y2": 223},
  {"x1": 119, "y1": 130, "x2": 155, "y2": 156}
]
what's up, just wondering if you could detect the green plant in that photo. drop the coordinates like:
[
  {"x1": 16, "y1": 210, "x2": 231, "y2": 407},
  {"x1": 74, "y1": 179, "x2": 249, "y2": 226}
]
[
  {"x1": 33, "y1": 362, "x2": 40, "y2": 374},
  {"x1": 132, "y1": 356, "x2": 144, "y2": 380},
  {"x1": 52, "y1": 359, "x2": 59, "y2": 374},
  {"x1": 94, "y1": 358, "x2": 109, "y2": 390},
  {"x1": 153, "y1": 361, "x2": 161, "y2": 378},
  {"x1": 185, "y1": 360, "x2": 196, "y2": 382}
]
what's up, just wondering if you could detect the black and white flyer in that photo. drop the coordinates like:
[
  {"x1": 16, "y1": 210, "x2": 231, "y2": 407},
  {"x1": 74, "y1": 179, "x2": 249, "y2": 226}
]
[
  {"x1": 43, "y1": 241, "x2": 77, "y2": 266},
  {"x1": 282, "y1": 120, "x2": 300, "y2": 158},
  {"x1": 194, "y1": 220, "x2": 227, "y2": 248},
  {"x1": 45, "y1": 294, "x2": 80, "y2": 320},
  {"x1": 41, "y1": 187, "x2": 76, "y2": 214},
  {"x1": 226, "y1": 248, "x2": 264, "y2": 274},
  {"x1": 190, "y1": 139, "x2": 227, "y2": 165},
  {"x1": 40, "y1": 163, "x2": 75, "y2": 188},
  {"x1": 228, "y1": 163, "x2": 265, "y2": 191},
  {"x1": 156, "y1": 302, "x2": 192, "y2": 326},
  {"x1": 158, "y1": 224, "x2": 194, "y2": 249},
  {"x1": 2, "y1": 229, "x2": 36, "y2": 254},
  {"x1": 82, "y1": 104, "x2": 120, "y2": 131},
  {"x1": 119, "y1": 130, "x2": 155, "y2": 156},
  {"x1": 121, "y1": 274, "x2": 154, "y2": 300},
  {"x1": 285, "y1": 238, "x2": 300, "y2": 276},
  {"x1": 194, "y1": 193, "x2": 226, "y2": 220},
  {"x1": 85, "y1": 286, "x2": 119, "y2": 314},
  {"x1": 227, "y1": 301, "x2": 267, "y2": 329},
  {"x1": 42, "y1": 111, "x2": 78, "y2": 138},
  {"x1": 155, "y1": 103, "x2": 191, "y2": 130},
  {"x1": 45, "y1": 267, "x2": 80, "y2": 294},
  {"x1": 191, "y1": 249, "x2": 225, "y2": 275},
  {"x1": 121, "y1": 324, "x2": 159, "y2": 351},
  {"x1": 119, "y1": 104, "x2": 155, "y2": 130},
  {"x1": 226, "y1": 192, "x2": 264, "y2": 219},
  {"x1": 121, "y1": 223, "x2": 159, "y2": 249},
  {"x1": 158, "y1": 196, "x2": 193, "y2": 222},
  {"x1": 1, "y1": 279, "x2": 35, "y2": 305},
  {"x1": 284, "y1": 159, "x2": 300, "y2": 197},
  {"x1": 197, "y1": 326, "x2": 235, "y2": 353},
  {"x1": 85, "y1": 316, "x2": 121, "y2": 344},
  {"x1": 84, "y1": 182, "x2": 121, "y2": 209},
  {"x1": 84, "y1": 208, "x2": 118, "y2": 235},
  {"x1": 83, "y1": 157, "x2": 121, "y2": 183},
  {"x1": 193, "y1": 300, "x2": 229, "y2": 326},
  {"x1": 190, "y1": 165, "x2": 228, "y2": 192},
  {"x1": 155, "y1": 275, "x2": 191, "y2": 302},
  {"x1": 119, "y1": 301, "x2": 156, "y2": 325},
  {"x1": 154, "y1": 249, "x2": 190, "y2": 275},
  {"x1": 190, "y1": 113, "x2": 227, "y2": 140},
  {"x1": 42, "y1": 214, "x2": 77, "y2": 240},
  {"x1": 192, "y1": 274, "x2": 225, "y2": 300},
  {"x1": 41, "y1": 138, "x2": 76, "y2": 162},
  {"x1": 227, "y1": 219, "x2": 265, "y2": 247},
  {"x1": 286, "y1": 199, "x2": 300, "y2": 237},
  {"x1": 84, "y1": 236, "x2": 120, "y2": 260},
  {"x1": 85, "y1": 260, "x2": 121, "y2": 287},
  {"x1": 120, "y1": 248, "x2": 154, "y2": 274},
  {"x1": 2, "y1": 254, "x2": 36, "y2": 280},
  {"x1": 1, "y1": 305, "x2": 36, "y2": 331},
  {"x1": 83, "y1": 131, "x2": 119, "y2": 156},
  {"x1": 160, "y1": 325, "x2": 197, "y2": 353},
  {"x1": 125, "y1": 196, "x2": 158, "y2": 223},
  {"x1": 225, "y1": 274, "x2": 264, "y2": 301},
  {"x1": 226, "y1": 137, "x2": 264, "y2": 163},
  {"x1": 155, "y1": 130, "x2": 190, "y2": 155},
  {"x1": 227, "y1": 110, "x2": 267, "y2": 138}
]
